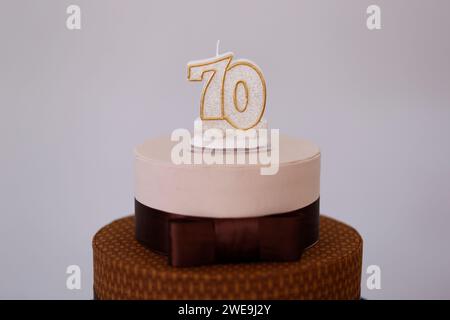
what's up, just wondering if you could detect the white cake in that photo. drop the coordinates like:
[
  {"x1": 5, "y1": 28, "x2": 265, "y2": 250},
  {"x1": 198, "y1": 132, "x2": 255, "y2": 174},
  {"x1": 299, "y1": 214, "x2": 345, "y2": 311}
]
[{"x1": 134, "y1": 135, "x2": 320, "y2": 218}]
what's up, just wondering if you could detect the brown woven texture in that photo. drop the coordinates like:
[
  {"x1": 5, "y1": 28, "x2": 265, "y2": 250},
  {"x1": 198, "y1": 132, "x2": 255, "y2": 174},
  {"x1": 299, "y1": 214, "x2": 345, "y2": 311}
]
[{"x1": 93, "y1": 215, "x2": 363, "y2": 300}]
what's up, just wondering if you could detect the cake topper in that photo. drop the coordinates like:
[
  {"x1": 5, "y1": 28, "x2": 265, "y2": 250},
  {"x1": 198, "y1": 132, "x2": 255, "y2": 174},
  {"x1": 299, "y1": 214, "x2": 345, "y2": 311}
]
[{"x1": 187, "y1": 43, "x2": 266, "y2": 130}]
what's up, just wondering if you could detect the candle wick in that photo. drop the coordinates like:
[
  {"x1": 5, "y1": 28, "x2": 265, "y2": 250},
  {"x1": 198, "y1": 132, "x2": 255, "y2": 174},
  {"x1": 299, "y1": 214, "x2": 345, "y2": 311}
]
[{"x1": 216, "y1": 40, "x2": 220, "y2": 57}]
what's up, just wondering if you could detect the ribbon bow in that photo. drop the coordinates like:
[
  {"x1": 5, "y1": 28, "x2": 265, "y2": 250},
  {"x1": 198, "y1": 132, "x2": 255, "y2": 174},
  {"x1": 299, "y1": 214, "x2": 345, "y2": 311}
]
[{"x1": 135, "y1": 199, "x2": 319, "y2": 267}]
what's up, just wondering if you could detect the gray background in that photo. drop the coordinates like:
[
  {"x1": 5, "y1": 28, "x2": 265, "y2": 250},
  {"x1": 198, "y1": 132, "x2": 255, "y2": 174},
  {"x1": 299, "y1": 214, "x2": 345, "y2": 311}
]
[{"x1": 1, "y1": 0, "x2": 449, "y2": 299}]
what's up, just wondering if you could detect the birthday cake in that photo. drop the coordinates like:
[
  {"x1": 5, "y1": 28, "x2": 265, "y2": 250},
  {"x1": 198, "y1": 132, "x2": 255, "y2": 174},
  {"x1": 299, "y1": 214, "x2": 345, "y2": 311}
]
[{"x1": 92, "y1": 50, "x2": 363, "y2": 300}]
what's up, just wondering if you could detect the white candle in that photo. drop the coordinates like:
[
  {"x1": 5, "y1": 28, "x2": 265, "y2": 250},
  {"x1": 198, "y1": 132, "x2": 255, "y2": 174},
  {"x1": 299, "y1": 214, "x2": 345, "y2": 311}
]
[{"x1": 187, "y1": 50, "x2": 266, "y2": 130}]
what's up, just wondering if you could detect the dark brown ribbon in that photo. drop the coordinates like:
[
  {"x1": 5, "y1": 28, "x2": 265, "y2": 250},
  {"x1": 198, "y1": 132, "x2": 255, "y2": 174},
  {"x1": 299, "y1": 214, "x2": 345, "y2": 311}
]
[{"x1": 135, "y1": 198, "x2": 319, "y2": 267}]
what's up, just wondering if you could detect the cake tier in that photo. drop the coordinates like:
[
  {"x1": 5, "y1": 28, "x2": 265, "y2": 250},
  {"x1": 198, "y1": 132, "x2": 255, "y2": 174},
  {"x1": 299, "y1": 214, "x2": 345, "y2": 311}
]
[
  {"x1": 135, "y1": 135, "x2": 320, "y2": 218},
  {"x1": 93, "y1": 215, "x2": 362, "y2": 300}
]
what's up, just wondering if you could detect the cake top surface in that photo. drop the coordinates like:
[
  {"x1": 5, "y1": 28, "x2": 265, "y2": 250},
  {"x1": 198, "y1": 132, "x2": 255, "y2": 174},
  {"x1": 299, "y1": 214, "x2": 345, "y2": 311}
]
[{"x1": 134, "y1": 134, "x2": 320, "y2": 168}]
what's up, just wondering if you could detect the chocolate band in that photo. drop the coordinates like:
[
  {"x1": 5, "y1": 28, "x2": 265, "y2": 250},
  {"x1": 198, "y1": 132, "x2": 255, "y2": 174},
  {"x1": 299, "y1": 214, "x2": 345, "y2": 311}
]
[{"x1": 135, "y1": 198, "x2": 319, "y2": 267}]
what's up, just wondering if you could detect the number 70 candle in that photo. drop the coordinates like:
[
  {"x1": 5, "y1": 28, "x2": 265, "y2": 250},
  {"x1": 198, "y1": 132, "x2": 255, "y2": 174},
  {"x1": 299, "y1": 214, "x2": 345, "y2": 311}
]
[{"x1": 187, "y1": 51, "x2": 267, "y2": 131}]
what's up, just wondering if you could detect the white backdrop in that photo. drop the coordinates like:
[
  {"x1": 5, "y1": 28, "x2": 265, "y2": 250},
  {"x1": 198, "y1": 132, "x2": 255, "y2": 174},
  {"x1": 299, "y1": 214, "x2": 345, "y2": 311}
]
[{"x1": 1, "y1": 0, "x2": 449, "y2": 299}]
